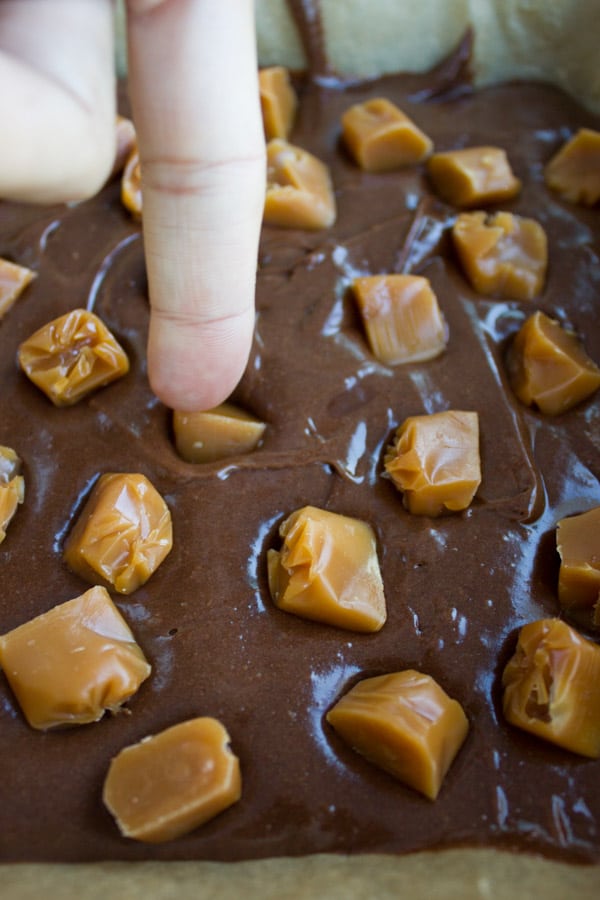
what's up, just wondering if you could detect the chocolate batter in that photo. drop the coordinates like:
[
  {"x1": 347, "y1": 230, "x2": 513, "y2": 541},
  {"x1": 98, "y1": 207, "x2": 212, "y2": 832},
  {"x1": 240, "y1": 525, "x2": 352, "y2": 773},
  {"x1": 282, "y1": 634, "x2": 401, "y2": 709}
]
[{"x1": 0, "y1": 45, "x2": 599, "y2": 864}]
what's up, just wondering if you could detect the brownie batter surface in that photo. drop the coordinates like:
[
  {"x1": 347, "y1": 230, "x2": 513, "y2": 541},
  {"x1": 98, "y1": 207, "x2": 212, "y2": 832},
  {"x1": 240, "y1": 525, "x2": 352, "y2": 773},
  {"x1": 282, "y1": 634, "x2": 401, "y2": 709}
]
[{"x1": 0, "y1": 52, "x2": 599, "y2": 863}]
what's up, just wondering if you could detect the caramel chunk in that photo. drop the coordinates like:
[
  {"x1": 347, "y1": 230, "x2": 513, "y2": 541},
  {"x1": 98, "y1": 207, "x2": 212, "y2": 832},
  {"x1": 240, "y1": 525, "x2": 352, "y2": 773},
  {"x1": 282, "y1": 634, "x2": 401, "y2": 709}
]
[
  {"x1": 103, "y1": 717, "x2": 241, "y2": 843},
  {"x1": 545, "y1": 128, "x2": 600, "y2": 206},
  {"x1": 265, "y1": 139, "x2": 336, "y2": 229},
  {"x1": 18, "y1": 308, "x2": 129, "y2": 406},
  {"x1": 502, "y1": 618, "x2": 600, "y2": 758},
  {"x1": 267, "y1": 505, "x2": 386, "y2": 632},
  {"x1": 384, "y1": 411, "x2": 481, "y2": 517},
  {"x1": 506, "y1": 310, "x2": 600, "y2": 415},
  {"x1": 121, "y1": 147, "x2": 142, "y2": 220},
  {"x1": 557, "y1": 507, "x2": 600, "y2": 629},
  {"x1": 0, "y1": 446, "x2": 24, "y2": 544},
  {"x1": 352, "y1": 274, "x2": 447, "y2": 365},
  {"x1": 326, "y1": 670, "x2": 469, "y2": 800},
  {"x1": 0, "y1": 257, "x2": 36, "y2": 320},
  {"x1": 452, "y1": 211, "x2": 548, "y2": 301},
  {"x1": 259, "y1": 66, "x2": 297, "y2": 140},
  {"x1": 427, "y1": 147, "x2": 521, "y2": 207},
  {"x1": 64, "y1": 473, "x2": 172, "y2": 595},
  {"x1": 173, "y1": 403, "x2": 266, "y2": 464},
  {"x1": 0, "y1": 586, "x2": 150, "y2": 730},
  {"x1": 341, "y1": 98, "x2": 433, "y2": 172}
]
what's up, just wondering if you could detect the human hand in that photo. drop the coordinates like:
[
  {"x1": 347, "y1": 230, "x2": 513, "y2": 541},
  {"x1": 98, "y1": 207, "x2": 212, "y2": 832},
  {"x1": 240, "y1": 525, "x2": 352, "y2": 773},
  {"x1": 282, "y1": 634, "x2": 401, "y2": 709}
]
[{"x1": 0, "y1": 0, "x2": 266, "y2": 411}]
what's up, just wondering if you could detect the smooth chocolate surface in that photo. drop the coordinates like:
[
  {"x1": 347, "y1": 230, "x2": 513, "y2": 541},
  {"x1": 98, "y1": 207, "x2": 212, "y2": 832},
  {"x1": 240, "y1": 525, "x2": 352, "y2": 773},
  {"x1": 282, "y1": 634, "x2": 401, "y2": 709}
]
[{"x1": 0, "y1": 50, "x2": 599, "y2": 864}]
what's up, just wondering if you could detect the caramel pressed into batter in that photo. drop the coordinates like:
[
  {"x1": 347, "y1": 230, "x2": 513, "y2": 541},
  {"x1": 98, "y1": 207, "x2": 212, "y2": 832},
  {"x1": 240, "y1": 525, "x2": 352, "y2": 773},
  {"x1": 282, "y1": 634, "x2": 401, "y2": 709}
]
[{"x1": 0, "y1": 37, "x2": 599, "y2": 866}]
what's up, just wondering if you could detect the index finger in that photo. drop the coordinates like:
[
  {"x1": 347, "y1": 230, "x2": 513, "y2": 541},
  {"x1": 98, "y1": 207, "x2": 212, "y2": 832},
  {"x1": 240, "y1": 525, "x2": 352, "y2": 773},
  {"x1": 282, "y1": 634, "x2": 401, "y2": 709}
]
[{"x1": 126, "y1": 0, "x2": 265, "y2": 411}]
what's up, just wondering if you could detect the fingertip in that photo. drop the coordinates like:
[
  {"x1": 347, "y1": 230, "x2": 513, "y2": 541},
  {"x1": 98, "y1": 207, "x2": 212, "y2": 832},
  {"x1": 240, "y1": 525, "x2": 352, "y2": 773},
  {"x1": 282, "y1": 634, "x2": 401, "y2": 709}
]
[{"x1": 147, "y1": 309, "x2": 255, "y2": 411}]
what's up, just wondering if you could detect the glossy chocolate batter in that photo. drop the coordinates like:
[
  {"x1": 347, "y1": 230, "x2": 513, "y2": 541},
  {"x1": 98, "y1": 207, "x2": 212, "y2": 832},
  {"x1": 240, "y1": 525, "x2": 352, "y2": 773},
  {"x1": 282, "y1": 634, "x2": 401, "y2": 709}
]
[{"x1": 0, "y1": 45, "x2": 599, "y2": 864}]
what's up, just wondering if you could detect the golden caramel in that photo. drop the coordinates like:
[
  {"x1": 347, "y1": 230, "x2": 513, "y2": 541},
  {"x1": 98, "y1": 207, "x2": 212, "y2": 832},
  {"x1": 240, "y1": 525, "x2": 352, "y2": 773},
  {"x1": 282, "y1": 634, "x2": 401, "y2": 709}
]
[
  {"x1": 545, "y1": 128, "x2": 600, "y2": 206},
  {"x1": 352, "y1": 274, "x2": 447, "y2": 365},
  {"x1": 259, "y1": 66, "x2": 298, "y2": 140},
  {"x1": 506, "y1": 310, "x2": 600, "y2": 415},
  {"x1": 341, "y1": 97, "x2": 433, "y2": 172},
  {"x1": 427, "y1": 147, "x2": 521, "y2": 207},
  {"x1": 0, "y1": 257, "x2": 36, "y2": 320},
  {"x1": 173, "y1": 403, "x2": 266, "y2": 464},
  {"x1": 63, "y1": 473, "x2": 173, "y2": 595},
  {"x1": 502, "y1": 619, "x2": 600, "y2": 758},
  {"x1": 385, "y1": 411, "x2": 481, "y2": 517},
  {"x1": 265, "y1": 139, "x2": 336, "y2": 229},
  {"x1": 557, "y1": 507, "x2": 600, "y2": 629},
  {"x1": 267, "y1": 505, "x2": 386, "y2": 632},
  {"x1": 326, "y1": 670, "x2": 469, "y2": 800},
  {"x1": 0, "y1": 586, "x2": 150, "y2": 730},
  {"x1": 18, "y1": 308, "x2": 129, "y2": 406},
  {"x1": 452, "y1": 211, "x2": 548, "y2": 300},
  {"x1": 103, "y1": 717, "x2": 241, "y2": 843},
  {"x1": 0, "y1": 446, "x2": 24, "y2": 544},
  {"x1": 121, "y1": 147, "x2": 142, "y2": 220}
]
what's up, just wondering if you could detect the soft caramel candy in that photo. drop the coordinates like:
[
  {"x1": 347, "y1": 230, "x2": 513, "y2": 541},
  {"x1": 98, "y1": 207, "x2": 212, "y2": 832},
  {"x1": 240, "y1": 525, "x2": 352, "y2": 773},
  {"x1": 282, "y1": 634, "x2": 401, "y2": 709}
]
[
  {"x1": 427, "y1": 147, "x2": 521, "y2": 208},
  {"x1": 0, "y1": 586, "x2": 150, "y2": 730},
  {"x1": 0, "y1": 446, "x2": 24, "y2": 544},
  {"x1": 341, "y1": 98, "x2": 433, "y2": 172},
  {"x1": 267, "y1": 505, "x2": 386, "y2": 632},
  {"x1": 327, "y1": 670, "x2": 469, "y2": 800},
  {"x1": 259, "y1": 66, "x2": 297, "y2": 140},
  {"x1": 103, "y1": 717, "x2": 241, "y2": 843},
  {"x1": 265, "y1": 139, "x2": 336, "y2": 230},
  {"x1": 502, "y1": 618, "x2": 600, "y2": 758},
  {"x1": 557, "y1": 507, "x2": 600, "y2": 628},
  {"x1": 0, "y1": 257, "x2": 36, "y2": 320},
  {"x1": 452, "y1": 211, "x2": 548, "y2": 301},
  {"x1": 545, "y1": 128, "x2": 600, "y2": 206},
  {"x1": 173, "y1": 403, "x2": 266, "y2": 464},
  {"x1": 64, "y1": 473, "x2": 172, "y2": 595},
  {"x1": 385, "y1": 411, "x2": 481, "y2": 517},
  {"x1": 352, "y1": 274, "x2": 447, "y2": 365},
  {"x1": 507, "y1": 310, "x2": 600, "y2": 415},
  {"x1": 121, "y1": 146, "x2": 142, "y2": 220},
  {"x1": 18, "y1": 308, "x2": 129, "y2": 406}
]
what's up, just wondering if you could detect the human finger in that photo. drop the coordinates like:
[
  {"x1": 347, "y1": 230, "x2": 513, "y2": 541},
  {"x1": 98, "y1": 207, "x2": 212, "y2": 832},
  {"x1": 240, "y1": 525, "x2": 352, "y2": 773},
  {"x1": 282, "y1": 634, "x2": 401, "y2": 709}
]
[
  {"x1": 0, "y1": 0, "x2": 115, "y2": 203},
  {"x1": 126, "y1": 0, "x2": 266, "y2": 411}
]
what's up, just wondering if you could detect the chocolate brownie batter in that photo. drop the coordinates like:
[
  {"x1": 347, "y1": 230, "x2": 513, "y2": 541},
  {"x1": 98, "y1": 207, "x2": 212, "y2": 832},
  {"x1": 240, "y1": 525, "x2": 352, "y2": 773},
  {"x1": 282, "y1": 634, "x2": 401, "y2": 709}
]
[{"x1": 0, "y1": 44, "x2": 599, "y2": 863}]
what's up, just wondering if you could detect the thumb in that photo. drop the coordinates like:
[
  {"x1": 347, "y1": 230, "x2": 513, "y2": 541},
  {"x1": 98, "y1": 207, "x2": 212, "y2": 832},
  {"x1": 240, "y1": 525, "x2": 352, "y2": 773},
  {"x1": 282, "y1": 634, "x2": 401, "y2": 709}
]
[{"x1": 126, "y1": 0, "x2": 265, "y2": 411}]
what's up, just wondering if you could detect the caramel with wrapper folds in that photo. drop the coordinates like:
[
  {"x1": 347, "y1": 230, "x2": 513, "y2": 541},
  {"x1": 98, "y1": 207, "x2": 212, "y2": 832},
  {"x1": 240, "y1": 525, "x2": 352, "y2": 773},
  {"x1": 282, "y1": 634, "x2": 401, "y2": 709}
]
[{"x1": 341, "y1": 98, "x2": 433, "y2": 172}]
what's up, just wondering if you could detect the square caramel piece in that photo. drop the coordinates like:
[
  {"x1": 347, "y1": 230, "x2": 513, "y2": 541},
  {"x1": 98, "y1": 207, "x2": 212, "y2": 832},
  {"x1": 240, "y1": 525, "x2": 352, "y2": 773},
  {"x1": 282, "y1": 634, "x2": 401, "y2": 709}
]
[
  {"x1": 427, "y1": 147, "x2": 521, "y2": 207},
  {"x1": 0, "y1": 585, "x2": 151, "y2": 730},
  {"x1": 502, "y1": 618, "x2": 600, "y2": 758},
  {"x1": 452, "y1": 211, "x2": 548, "y2": 301},
  {"x1": 353, "y1": 274, "x2": 447, "y2": 365},
  {"x1": 557, "y1": 507, "x2": 600, "y2": 629},
  {"x1": 259, "y1": 66, "x2": 298, "y2": 140},
  {"x1": 545, "y1": 128, "x2": 600, "y2": 206},
  {"x1": 121, "y1": 147, "x2": 142, "y2": 220},
  {"x1": 18, "y1": 308, "x2": 129, "y2": 406},
  {"x1": 384, "y1": 410, "x2": 481, "y2": 517},
  {"x1": 103, "y1": 717, "x2": 241, "y2": 843},
  {"x1": 173, "y1": 402, "x2": 266, "y2": 464},
  {"x1": 341, "y1": 98, "x2": 433, "y2": 172},
  {"x1": 265, "y1": 138, "x2": 336, "y2": 229},
  {"x1": 326, "y1": 670, "x2": 469, "y2": 800},
  {"x1": 506, "y1": 310, "x2": 600, "y2": 415},
  {"x1": 0, "y1": 257, "x2": 35, "y2": 320},
  {"x1": 0, "y1": 445, "x2": 24, "y2": 544},
  {"x1": 267, "y1": 505, "x2": 386, "y2": 632},
  {"x1": 63, "y1": 473, "x2": 173, "y2": 595}
]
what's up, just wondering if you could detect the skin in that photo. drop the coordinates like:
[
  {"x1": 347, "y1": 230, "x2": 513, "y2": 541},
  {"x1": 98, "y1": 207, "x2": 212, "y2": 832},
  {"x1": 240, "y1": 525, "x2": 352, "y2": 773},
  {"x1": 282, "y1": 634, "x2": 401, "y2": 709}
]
[{"x1": 0, "y1": 0, "x2": 266, "y2": 411}]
